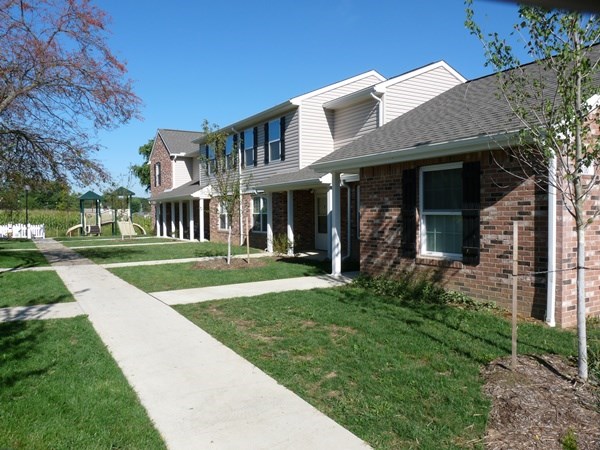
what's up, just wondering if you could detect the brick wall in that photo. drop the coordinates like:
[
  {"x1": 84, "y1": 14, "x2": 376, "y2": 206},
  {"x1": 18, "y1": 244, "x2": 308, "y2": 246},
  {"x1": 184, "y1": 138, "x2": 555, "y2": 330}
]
[
  {"x1": 150, "y1": 135, "x2": 173, "y2": 232},
  {"x1": 360, "y1": 151, "x2": 551, "y2": 322}
]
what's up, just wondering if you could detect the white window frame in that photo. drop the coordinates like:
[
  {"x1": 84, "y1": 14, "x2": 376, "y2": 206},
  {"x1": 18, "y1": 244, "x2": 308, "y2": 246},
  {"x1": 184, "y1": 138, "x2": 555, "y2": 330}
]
[
  {"x1": 154, "y1": 162, "x2": 161, "y2": 187},
  {"x1": 244, "y1": 128, "x2": 254, "y2": 166},
  {"x1": 218, "y1": 201, "x2": 229, "y2": 230},
  {"x1": 419, "y1": 162, "x2": 463, "y2": 259},
  {"x1": 268, "y1": 119, "x2": 281, "y2": 161},
  {"x1": 252, "y1": 196, "x2": 267, "y2": 233}
]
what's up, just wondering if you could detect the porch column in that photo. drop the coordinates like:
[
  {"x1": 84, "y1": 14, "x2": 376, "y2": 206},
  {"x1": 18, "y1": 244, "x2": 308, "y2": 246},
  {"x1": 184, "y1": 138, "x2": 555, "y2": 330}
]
[
  {"x1": 199, "y1": 199, "x2": 205, "y2": 242},
  {"x1": 331, "y1": 172, "x2": 342, "y2": 277},
  {"x1": 287, "y1": 190, "x2": 294, "y2": 256},
  {"x1": 170, "y1": 202, "x2": 175, "y2": 237},
  {"x1": 161, "y1": 202, "x2": 167, "y2": 237},
  {"x1": 178, "y1": 201, "x2": 184, "y2": 240},
  {"x1": 155, "y1": 203, "x2": 161, "y2": 237},
  {"x1": 189, "y1": 199, "x2": 195, "y2": 241},
  {"x1": 266, "y1": 192, "x2": 273, "y2": 253}
]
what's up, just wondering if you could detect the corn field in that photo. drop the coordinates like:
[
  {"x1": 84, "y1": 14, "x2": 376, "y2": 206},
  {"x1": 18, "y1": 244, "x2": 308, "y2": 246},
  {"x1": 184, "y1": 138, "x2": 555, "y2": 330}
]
[{"x1": 0, "y1": 209, "x2": 154, "y2": 238}]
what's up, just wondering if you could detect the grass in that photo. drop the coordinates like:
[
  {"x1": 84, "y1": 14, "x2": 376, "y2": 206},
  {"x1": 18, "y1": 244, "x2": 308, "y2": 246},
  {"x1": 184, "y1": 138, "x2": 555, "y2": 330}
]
[
  {"x1": 0, "y1": 249, "x2": 48, "y2": 269},
  {"x1": 0, "y1": 239, "x2": 37, "y2": 250},
  {"x1": 176, "y1": 286, "x2": 578, "y2": 450},
  {"x1": 110, "y1": 257, "x2": 329, "y2": 292},
  {"x1": 58, "y1": 236, "x2": 174, "y2": 247},
  {"x1": 0, "y1": 271, "x2": 75, "y2": 308},
  {"x1": 73, "y1": 241, "x2": 262, "y2": 264},
  {"x1": 0, "y1": 317, "x2": 165, "y2": 449}
]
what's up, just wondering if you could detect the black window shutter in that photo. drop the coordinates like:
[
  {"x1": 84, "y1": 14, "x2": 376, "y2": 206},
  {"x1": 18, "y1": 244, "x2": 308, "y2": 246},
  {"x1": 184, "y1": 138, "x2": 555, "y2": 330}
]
[
  {"x1": 233, "y1": 134, "x2": 246, "y2": 167},
  {"x1": 462, "y1": 161, "x2": 481, "y2": 265},
  {"x1": 280, "y1": 116, "x2": 286, "y2": 161},
  {"x1": 253, "y1": 127, "x2": 258, "y2": 167},
  {"x1": 401, "y1": 168, "x2": 417, "y2": 258},
  {"x1": 240, "y1": 133, "x2": 245, "y2": 168},
  {"x1": 264, "y1": 122, "x2": 269, "y2": 165}
]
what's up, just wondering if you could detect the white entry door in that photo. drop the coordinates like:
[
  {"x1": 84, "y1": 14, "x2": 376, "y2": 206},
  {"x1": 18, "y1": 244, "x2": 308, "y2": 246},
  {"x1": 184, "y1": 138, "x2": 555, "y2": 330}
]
[{"x1": 315, "y1": 193, "x2": 328, "y2": 250}]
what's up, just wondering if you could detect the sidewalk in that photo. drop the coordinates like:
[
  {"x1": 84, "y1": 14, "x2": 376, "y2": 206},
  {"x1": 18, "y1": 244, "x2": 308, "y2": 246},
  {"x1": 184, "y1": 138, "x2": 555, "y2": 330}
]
[{"x1": 33, "y1": 239, "x2": 371, "y2": 450}]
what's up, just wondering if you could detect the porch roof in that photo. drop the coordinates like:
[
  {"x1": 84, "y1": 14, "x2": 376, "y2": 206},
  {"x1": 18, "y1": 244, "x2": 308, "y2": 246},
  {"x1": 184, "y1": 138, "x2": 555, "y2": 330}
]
[
  {"x1": 151, "y1": 180, "x2": 201, "y2": 201},
  {"x1": 256, "y1": 167, "x2": 328, "y2": 191}
]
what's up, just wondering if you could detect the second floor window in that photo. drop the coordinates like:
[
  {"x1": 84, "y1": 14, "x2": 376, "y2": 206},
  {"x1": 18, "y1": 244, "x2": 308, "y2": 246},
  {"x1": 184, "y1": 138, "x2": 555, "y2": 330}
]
[
  {"x1": 268, "y1": 119, "x2": 281, "y2": 161},
  {"x1": 154, "y1": 162, "x2": 161, "y2": 187},
  {"x1": 225, "y1": 135, "x2": 234, "y2": 170},
  {"x1": 244, "y1": 128, "x2": 254, "y2": 166}
]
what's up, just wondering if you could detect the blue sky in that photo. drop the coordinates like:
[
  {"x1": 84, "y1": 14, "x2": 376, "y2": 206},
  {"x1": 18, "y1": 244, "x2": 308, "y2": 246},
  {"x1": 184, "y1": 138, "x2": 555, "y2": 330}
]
[{"x1": 95, "y1": 0, "x2": 522, "y2": 196}]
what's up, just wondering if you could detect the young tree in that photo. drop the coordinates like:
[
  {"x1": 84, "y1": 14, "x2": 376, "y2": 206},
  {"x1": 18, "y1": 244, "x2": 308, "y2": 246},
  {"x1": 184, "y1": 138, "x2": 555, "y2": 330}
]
[
  {"x1": 200, "y1": 120, "x2": 243, "y2": 265},
  {"x1": 465, "y1": 2, "x2": 600, "y2": 380},
  {"x1": 0, "y1": 0, "x2": 141, "y2": 187},
  {"x1": 130, "y1": 139, "x2": 154, "y2": 193}
]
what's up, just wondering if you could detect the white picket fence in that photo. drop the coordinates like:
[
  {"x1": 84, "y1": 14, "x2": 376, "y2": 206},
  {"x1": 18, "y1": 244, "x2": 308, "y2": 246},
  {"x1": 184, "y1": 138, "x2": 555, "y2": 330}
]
[{"x1": 0, "y1": 223, "x2": 46, "y2": 239}]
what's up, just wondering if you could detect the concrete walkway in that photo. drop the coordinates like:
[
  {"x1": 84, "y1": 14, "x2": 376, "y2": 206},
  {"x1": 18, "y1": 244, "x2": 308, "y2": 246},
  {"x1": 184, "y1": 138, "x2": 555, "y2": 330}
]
[{"x1": 32, "y1": 239, "x2": 371, "y2": 450}]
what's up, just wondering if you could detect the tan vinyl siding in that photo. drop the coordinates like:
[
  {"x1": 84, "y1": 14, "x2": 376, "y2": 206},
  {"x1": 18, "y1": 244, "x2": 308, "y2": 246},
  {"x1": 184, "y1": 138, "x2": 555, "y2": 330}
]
[
  {"x1": 172, "y1": 158, "x2": 193, "y2": 188},
  {"x1": 384, "y1": 66, "x2": 463, "y2": 123},
  {"x1": 300, "y1": 74, "x2": 382, "y2": 167},
  {"x1": 241, "y1": 109, "x2": 299, "y2": 186},
  {"x1": 192, "y1": 155, "x2": 200, "y2": 181},
  {"x1": 333, "y1": 98, "x2": 379, "y2": 150}
]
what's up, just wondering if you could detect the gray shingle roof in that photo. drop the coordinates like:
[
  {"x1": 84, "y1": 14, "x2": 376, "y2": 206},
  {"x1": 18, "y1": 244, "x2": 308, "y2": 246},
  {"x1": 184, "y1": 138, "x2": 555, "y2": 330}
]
[
  {"x1": 256, "y1": 167, "x2": 325, "y2": 190},
  {"x1": 152, "y1": 180, "x2": 201, "y2": 201},
  {"x1": 158, "y1": 129, "x2": 203, "y2": 156},
  {"x1": 312, "y1": 45, "x2": 600, "y2": 171}
]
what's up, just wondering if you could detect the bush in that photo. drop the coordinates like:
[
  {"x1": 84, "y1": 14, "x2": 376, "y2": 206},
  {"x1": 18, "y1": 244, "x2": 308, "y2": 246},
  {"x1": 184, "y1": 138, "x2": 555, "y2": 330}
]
[{"x1": 353, "y1": 274, "x2": 498, "y2": 311}]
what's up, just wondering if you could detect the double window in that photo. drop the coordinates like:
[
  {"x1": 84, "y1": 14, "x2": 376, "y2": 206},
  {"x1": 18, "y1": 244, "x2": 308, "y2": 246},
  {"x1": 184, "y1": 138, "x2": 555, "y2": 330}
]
[
  {"x1": 154, "y1": 162, "x2": 161, "y2": 187},
  {"x1": 252, "y1": 196, "x2": 267, "y2": 233},
  {"x1": 420, "y1": 163, "x2": 463, "y2": 258},
  {"x1": 243, "y1": 128, "x2": 254, "y2": 166}
]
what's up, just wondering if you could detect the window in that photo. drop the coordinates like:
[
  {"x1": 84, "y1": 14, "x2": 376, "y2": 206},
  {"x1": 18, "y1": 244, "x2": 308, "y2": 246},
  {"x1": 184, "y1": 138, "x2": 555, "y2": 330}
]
[
  {"x1": 252, "y1": 196, "x2": 267, "y2": 233},
  {"x1": 268, "y1": 119, "x2": 281, "y2": 161},
  {"x1": 244, "y1": 128, "x2": 254, "y2": 166},
  {"x1": 218, "y1": 201, "x2": 228, "y2": 230},
  {"x1": 225, "y1": 135, "x2": 235, "y2": 170},
  {"x1": 420, "y1": 163, "x2": 463, "y2": 258},
  {"x1": 207, "y1": 144, "x2": 216, "y2": 174},
  {"x1": 154, "y1": 162, "x2": 161, "y2": 187}
]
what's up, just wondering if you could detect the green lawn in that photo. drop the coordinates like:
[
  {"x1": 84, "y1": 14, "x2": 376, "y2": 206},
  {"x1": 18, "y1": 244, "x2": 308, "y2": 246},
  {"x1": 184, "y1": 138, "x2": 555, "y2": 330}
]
[
  {"x1": 110, "y1": 257, "x2": 329, "y2": 292},
  {"x1": 176, "y1": 286, "x2": 579, "y2": 450},
  {"x1": 58, "y1": 236, "x2": 175, "y2": 247},
  {"x1": 74, "y1": 241, "x2": 262, "y2": 264},
  {"x1": 0, "y1": 249, "x2": 48, "y2": 269},
  {"x1": 0, "y1": 317, "x2": 166, "y2": 449},
  {"x1": 0, "y1": 239, "x2": 37, "y2": 250},
  {"x1": 0, "y1": 271, "x2": 75, "y2": 308}
]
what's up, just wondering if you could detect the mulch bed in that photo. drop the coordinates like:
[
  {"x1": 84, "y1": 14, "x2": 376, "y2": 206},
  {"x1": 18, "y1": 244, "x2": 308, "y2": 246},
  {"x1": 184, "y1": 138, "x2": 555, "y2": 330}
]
[{"x1": 483, "y1": 354, "x2": 600, "y2": 449}]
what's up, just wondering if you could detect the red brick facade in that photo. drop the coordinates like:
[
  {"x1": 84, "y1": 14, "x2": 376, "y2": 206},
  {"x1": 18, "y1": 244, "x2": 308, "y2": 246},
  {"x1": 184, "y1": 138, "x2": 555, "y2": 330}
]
[{"x1": 359, "y1": 150, "x2": 600, "y2": 328}]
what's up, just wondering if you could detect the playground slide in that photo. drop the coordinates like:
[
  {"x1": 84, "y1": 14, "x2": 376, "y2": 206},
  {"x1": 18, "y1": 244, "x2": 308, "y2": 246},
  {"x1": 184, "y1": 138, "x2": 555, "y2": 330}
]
[
  {"x1": 132, "y1": 223, "x2": 147, "y2": 235},
  {"x1": 66, "y1": 224, "x2": 83, "y2": 236}
]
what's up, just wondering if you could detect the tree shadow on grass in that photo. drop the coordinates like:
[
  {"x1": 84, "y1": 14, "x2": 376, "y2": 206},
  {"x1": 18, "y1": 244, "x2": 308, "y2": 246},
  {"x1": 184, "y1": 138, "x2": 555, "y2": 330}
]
[
  {"x1": 0, "y1": 320, "x2": 53, "y2": 389},
  {"x1": 334, "y1": 285, "x2": 571, "y2": 367},
  {"x1": 0, "y1": 250, "x2": 48, "y2": 269}
]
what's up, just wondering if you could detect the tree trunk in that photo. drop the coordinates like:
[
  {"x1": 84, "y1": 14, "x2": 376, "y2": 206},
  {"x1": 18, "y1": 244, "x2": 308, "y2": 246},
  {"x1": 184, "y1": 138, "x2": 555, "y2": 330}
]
[
  {"x1": 574, "y1": 41, "x2": 588, "y2": 381},
  {"x1": 227, "y1": 225, "x2": 232, "y2": 265}
]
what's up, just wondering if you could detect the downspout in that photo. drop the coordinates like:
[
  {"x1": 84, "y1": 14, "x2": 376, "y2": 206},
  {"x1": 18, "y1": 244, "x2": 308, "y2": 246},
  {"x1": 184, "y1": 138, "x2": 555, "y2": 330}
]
[
  {"x1": 341, "y1": 180, "x2": 351, "y2": 260},
  {"x1": 547, "y1": 155, "x2": 557, "y2": 327}
]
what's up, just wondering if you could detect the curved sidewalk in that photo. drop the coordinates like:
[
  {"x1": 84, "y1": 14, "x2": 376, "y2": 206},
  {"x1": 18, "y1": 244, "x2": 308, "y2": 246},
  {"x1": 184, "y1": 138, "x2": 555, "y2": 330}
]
[{"x1": 33, "y1": 239, "x2": 371, "y2": 450}]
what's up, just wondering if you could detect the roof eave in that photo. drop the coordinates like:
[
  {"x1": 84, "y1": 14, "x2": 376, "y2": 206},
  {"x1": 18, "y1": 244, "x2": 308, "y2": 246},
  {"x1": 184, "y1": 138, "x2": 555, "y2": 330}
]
[{"x1": 311, "y1": 132, "x2": 521, "y2": 173}]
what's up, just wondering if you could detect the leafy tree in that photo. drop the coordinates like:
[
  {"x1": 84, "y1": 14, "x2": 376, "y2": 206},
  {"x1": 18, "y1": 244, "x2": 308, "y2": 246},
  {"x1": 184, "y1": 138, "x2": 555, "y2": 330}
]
[
  {"x1": 130, "y1": 139, "x2": 154, "y2": 193},
  {"x1": 0, "y1": 0, "x2": 141, "y2": 187},
  {"x1": 200, "y1": 120, "x2": 245, "y2": 264},
  {"x1": 465, "y1": 2, "x2": 600, "y2": 380}
]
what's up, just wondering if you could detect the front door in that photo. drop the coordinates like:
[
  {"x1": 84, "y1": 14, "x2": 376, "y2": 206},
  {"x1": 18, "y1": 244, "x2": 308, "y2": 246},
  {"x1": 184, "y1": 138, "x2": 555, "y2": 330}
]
[{"x1": 315, "y1": 193, "x2": 328, "y2": 250}]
